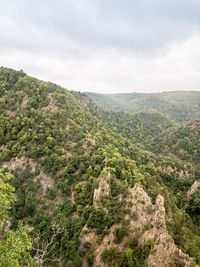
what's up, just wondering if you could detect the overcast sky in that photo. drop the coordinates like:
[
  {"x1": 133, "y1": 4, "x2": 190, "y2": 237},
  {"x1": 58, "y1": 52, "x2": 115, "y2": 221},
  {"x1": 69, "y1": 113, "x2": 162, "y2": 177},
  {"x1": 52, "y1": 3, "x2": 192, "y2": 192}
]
[{"x1": 0, "y1": 0, "x2": 200, "y2": 93}]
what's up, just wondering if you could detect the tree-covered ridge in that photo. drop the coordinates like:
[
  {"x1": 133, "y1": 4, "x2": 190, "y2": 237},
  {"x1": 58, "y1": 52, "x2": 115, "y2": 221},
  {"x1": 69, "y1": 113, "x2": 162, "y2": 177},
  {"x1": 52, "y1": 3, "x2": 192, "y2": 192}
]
[
  {"x1": 87, "y1": 91, "x2": 200, "y2": 122},
  {"x1": 149, "y1": 120, "x2": 200, "y2": 164},
  {"x1": 73, "y1": 91, "x2": 175, "y2": 146},
  {"x1": 0, "y1": 67, "x2": 199, "y2": 266}
]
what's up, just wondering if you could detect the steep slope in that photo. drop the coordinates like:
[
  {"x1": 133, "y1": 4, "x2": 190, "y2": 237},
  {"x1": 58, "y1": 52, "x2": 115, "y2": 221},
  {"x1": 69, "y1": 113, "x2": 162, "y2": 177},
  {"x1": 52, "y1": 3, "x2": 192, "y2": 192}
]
[
  {"x1": 73, "y1": 92, "x2": 175, "y2": 146},
  {"x1": 149, "y1": 120, "x2": 200, "y2": 163},
  {"x1": 149, "y1": 120, "x2": 200, "y2": 230},
  {"x1": 0, "y1": 67, "x2": 199, "y2": 266},
  {"x1": 87, "y1": 91, "x2": 200, "y2": 122}
]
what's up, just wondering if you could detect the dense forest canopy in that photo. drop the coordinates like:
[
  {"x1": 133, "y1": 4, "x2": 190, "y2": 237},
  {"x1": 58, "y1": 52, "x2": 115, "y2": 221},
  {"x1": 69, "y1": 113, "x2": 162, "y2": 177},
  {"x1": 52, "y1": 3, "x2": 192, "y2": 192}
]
[
  {"x1": 72, "y1": 91, "x2": 175, "y2": 146},
  {"x1": 149, "y1": 120, "x2": 200, "y2": 163},
  {"x1": 0, "y1": 67, "x2": 200, "y2": 266},
  {"x1": 87, "y1": 91, "x2": 200, "y2": 122}
]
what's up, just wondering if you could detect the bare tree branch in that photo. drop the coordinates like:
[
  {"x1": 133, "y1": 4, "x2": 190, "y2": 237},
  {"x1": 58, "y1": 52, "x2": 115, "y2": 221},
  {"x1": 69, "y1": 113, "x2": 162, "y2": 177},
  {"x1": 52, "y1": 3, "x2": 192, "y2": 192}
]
[{"x1": 32, "y1": 224, "x2": 63, "y2": 267}]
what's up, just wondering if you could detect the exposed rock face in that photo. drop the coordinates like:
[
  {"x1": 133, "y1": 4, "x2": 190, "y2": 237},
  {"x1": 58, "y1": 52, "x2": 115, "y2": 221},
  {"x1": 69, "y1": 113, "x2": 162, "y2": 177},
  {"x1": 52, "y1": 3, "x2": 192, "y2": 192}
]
[
  {"x1": 157, "y1": 165, "x2": 191, "y2": 179},
  {"x1": 41, "y1": 94, "x2": 59, "y2": 113},
  {"x1": 34, "y1": 170, "x2": 54, "y2": 194},
  {"x1": 21, "y1": 95, "x2": 29, "y2": 108},
  {"x1": 126, "y1": 185, "x2": 153, "y2": 231},
  {"x1": 80, "y1": 182, "x2": 193, "y2": 267},
  {"x1": 83, "y1": 136, "x2": 96, "y2": 149},
  {"x1": 2, "y1": 157, "x2": 53, "y2": 194},
  {"x1": 141, "y1": 195, "x2": 193, "y2": 267},
  {"x1": 93, "y1": 171, "x2": 111, "y2": 209},
  {"x1": 187, "y1": 181, "x2": 200, "y2": 197},
  {"x1": 2, "y1": 157, "x2": 38, "y2": 172}
]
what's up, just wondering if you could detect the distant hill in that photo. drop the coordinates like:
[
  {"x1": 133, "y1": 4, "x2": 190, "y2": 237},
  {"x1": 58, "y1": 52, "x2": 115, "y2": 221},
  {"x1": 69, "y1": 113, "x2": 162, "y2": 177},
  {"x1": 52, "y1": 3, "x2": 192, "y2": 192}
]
[
  {"x1": 149, "y1": 120, "x2": 200, "y2": 164},
  {"x1": 87, "y1": 91, "x2": 200, "y2": 122},
  {"x1": 73, "y1": 91, "x2": 175, "y2": 146}
]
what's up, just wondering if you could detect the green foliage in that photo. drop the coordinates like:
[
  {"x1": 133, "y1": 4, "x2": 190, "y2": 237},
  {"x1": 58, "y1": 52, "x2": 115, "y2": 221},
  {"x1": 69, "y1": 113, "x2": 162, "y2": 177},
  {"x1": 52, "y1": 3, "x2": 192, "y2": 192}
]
[
  {"x1": 185, "y1": 191, "x2": 200, "y2": 225},
  {"x1": 0, "y1": 169, "x2": 15, "y2": 227},
  {"x1": 121, "y1": 239, "x2": 153, "y2": 267},
  {"x1": 110, "y1": 177, "x2": 128, "y2": 197},
  {"x1": 73, "y1": 91, "x2": 175, "y2": 145},
  {"x1": 86, "y1": 91, "x2": 200, "y2": 122},
  {"x1": 1, "y1": 67, "x2": 200, "y2": 265},
  {"x1": 101, "y1": 247, "x2": 123, "y2": 266},
  {"x1": 0, "y1": 168, "x2": 32, "y2": 267},
  {"x1": 0, "y1": 224, "x2": 33, "y2": 267},
  {"x1": 114, "y1": 226, "x2": 128, "y2": 243},
  {"x1": 86, "y1": 252, "x2": 94, "y2": 267},
  {"x1": 167, "y1": 208, "x2": 200, "y2": 263},
  {"x1": 74, "y1": 181, "x2": 93, "y2": 206},
  {"x1": 150, "y1": 121, "x2": 200, "y2": 164},
  {"x1": 101, "y1": 239, "x2": 153, "y2": 267},
  {"x1": 87, "y1": 209, "x2": 112, "y2": 234}
]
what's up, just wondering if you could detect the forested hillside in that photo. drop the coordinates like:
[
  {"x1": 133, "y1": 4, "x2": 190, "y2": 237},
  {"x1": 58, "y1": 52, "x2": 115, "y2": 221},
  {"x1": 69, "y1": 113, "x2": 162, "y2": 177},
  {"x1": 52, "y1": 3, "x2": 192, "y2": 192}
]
[
  {"x1": 149, "y1": 120, "x2": 200, "y2": 234},
  {"x1": 150, "y1": 120, "x2": 200, "y2": 164},
  {"x1": 0, "y1": 67, "x2": 200, "y2": 266},
  {"x1": 87, "y1": 91, "x2": 200, "y2": 122},
  {"x1": 73, "y1": 92, "x2": 175, "y2": 146}
]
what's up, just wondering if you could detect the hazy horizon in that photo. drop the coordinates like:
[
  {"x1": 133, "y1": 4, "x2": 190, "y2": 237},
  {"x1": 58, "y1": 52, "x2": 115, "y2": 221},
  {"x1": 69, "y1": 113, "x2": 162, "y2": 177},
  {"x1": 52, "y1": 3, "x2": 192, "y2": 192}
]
[
  {"x1": 1, "y1": 1, "x2": 200, "y2": 94},
  {"x1": 84, "y1": 89, "x2": 200, "y2": 95}
]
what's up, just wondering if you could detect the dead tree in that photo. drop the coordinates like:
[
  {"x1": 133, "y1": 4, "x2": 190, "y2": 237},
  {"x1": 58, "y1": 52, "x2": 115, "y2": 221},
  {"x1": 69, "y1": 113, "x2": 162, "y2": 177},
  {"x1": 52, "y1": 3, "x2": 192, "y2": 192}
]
[{"x1": 32, "y1": 225, "x2": 63, "y2": 266}]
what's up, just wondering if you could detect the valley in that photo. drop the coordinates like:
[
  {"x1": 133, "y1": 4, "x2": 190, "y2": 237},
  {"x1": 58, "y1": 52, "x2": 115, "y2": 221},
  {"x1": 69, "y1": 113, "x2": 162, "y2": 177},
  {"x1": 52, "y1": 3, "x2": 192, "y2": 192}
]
[{"x1": 0, "y1": 67, "x2": 200, "y2": 267}]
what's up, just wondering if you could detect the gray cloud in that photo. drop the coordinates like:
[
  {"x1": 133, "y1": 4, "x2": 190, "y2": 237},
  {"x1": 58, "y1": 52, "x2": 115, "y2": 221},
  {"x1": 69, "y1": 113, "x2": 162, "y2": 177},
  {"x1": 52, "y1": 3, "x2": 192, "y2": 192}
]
[{"x1": 0, "y1": 0, "x2": 200, "y2": 92}]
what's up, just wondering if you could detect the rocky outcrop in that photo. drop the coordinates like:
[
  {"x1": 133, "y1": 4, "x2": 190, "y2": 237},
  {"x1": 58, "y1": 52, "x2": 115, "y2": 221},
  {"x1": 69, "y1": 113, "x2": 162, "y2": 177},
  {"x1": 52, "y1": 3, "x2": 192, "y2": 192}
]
[
  {"x1": 2, "y1": 157, "x2": 53, "y2": 194},
  {"x1": 93, "y1": 171, "x2": 111, "y2": 209},
  {"x1": 21, "y1": 95, "x2": 29, "y2": 108},
  {"x1": 141, "y1": 195, "x2": 193, "y2": 267},
  {"x1": 187, "y1": 181, "x2": 200, "y2": 197},
  {"x1": 126, "y1": 184, "x2": 153, "y2": 232},
  {"x1": 80, "y1": 182, "x2": 193, "y2": 267},
  {"x1": 33, "y1": 170, "x2": 54, "y2": 194},
  {"x1": 41, "y1": 93, "x2": 59, "y2": 113},
  {"x1": 2, "y1": 157, "x2": 38, "y2": 172},
  {"x1": 83, "y1": 135, "x2": 96, "y2": 149}
]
